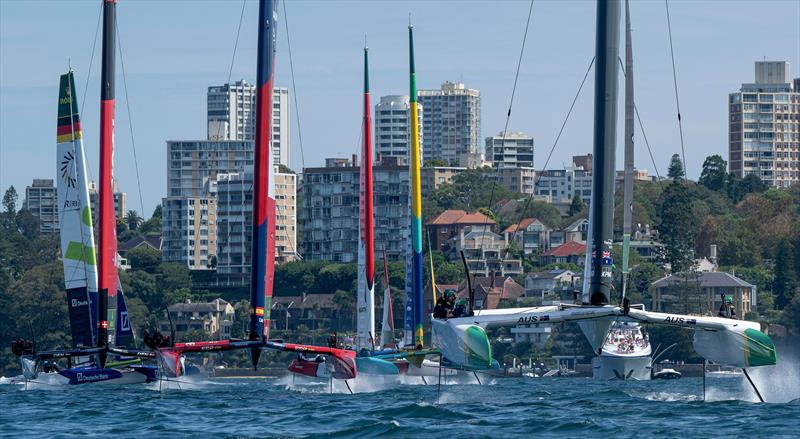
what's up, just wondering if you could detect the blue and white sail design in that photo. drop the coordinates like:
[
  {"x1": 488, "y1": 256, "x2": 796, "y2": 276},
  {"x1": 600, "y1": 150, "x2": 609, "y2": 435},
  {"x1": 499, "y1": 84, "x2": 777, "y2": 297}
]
[
  {"x1": 115, "y1": 282, "x2": 135, "y2": 348},
  {"x1": 57, "y1": 70, "x2": 98, "y2": 348}
]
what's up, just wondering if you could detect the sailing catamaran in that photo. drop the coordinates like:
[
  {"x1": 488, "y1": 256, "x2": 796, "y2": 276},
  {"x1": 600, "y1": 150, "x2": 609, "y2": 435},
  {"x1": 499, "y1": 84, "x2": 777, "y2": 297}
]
[
  {"x1": 431, "y1": 0, "x2": 777, "y2": 379},
  {"x1": 144, "y1": 0, "x2": 357, "y2": 381},
  {"x1": 12, "y1": 0, "x2": 158, "y2": 385},
  {"x1": 592, "y1": 0, "x2": 651, "y2": 381}
]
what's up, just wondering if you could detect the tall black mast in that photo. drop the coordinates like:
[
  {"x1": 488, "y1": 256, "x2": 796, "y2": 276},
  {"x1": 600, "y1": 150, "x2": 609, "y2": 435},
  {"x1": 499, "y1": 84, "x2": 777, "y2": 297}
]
[{"x1": 586, "y1": 0, "x2": 620, "y2": 306}]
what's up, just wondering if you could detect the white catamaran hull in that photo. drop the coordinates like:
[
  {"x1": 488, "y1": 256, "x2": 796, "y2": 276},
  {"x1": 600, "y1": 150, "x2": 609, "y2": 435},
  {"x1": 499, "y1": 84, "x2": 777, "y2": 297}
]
[{"x1": 592, "y1": 355, "x2": 651, "y2": 381}]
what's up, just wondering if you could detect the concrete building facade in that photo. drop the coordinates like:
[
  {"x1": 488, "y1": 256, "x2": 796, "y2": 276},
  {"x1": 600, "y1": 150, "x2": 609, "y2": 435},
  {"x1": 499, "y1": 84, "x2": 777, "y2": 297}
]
[
  {"x1": 418, "y1": 82, "x2": 481, "y2": 167},
  {"x1": 300, "y1": 156, "x2": 410, "y2": 262},
  {"x1": 374, "y1": 95, "x2": 423, "y2": 162},
  {"x1": 728, "y1": 61, "x2": 800, "y2": 188},
  {"x1": 534, "y1": 166, "x2": 593, "y2": 205},
  {"x1": 212, "y1": 170, "x2": 297, "y2": 287},
  {"x1": 485, "y1": 131, "x2": 534, "y2": 168},
  {"x1": 24, "y1": 179, "x2": 58, "y2": 232},
  {"x1": 207, "y1": 80, "x2": 290, "y2": 167},
  {"x1": 161, "y1": 196, "x2": 217, "y2": 269}
]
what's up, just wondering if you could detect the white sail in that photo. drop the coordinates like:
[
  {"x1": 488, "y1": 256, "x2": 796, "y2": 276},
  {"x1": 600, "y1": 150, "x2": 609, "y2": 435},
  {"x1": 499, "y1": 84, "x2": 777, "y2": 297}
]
[{"x1": 57, "y1": 71, "x2": 99, "y2": 348}]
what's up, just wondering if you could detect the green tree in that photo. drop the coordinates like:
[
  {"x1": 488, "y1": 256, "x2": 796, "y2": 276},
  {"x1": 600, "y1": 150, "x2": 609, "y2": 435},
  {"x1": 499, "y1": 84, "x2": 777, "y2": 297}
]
[
  {"x1": 139, "y1": 204, "x2": 163, "y2": 236},
  {"x1": 779, "y1": 294, "x2": 800, "y2": 336},
  {"x1": 158, "y1": 262, "x2": 193, "y2": 292},
  {"x1": 126, "y1": 210, "x2": 143, "y2": 231},
  {"x1": 698, "y1": 154, "x2": 727, "y2": 191},
  {"x1": 739, "y1": 173, "x2": 768, "y2": 195},
  {"x1": 658, "y1": 181, "x2": 695, "y2": 272},
  {"x1": 277, "y1": 164, "x2": 296, "y2": 174},
  {"x1": 126, "y1": 246, "x2": 162, "y2": 273},
  {"x1": 333, "y1": 289, "x2": 356, "y2": 331},
  {"x1": 15, "y1": 208, "x2": 40, "y2": 240},
  {"x1": 773, "y1": 239, "x2": 797, "y2": 309},
  {"x1": 667, "y1": 154, "x2": 685, "y2": 181},
  {"x1": 424, "y1": 159, "x2": 448, "y2": 167},
  {"x1": 3, "y1": 185, "x2": 18, "y2": 219},
  {"x1": 568, "y1": 192, "x2": 585, "y2": 216}
]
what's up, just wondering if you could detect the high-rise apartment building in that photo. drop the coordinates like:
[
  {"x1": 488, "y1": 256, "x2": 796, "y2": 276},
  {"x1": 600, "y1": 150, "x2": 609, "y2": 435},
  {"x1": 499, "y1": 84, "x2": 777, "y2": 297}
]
[
  {"x1": 418, "y1": 81, "x2": 481, "y2": 167},
  {"x1": 23, "y1": 179, "x2": 58, "y2": 232},
  {"x1": 163, "y1": 140, "x2": 251, "y2": 269},
  {"x1": 374, "y1": 95, "x2": 423, "y2": 161},
  {"x1": 207, "y1": 81, "x2": 290, "y2": 167},
  {"x1": 166, "y1": 140, "x2": 253, "y2": 197},
  {"x1": 301, "y1": 156, "x2": 410, "y2": 262},
  {"x1": 729, "y1": 61, "x2": 800, "y2": 188},
  {"x1": 88, "y1": 179, "x2": 127, "y2": 221},
  {"x1": 214, "y1": 170, "x2": 297, "y2": 287},
  {"x1": 485, "y1": 131, "x2": 534, "y2": 168},
  {"x1": 161, "y1": 196, "x2": 217, "y2": 269}
]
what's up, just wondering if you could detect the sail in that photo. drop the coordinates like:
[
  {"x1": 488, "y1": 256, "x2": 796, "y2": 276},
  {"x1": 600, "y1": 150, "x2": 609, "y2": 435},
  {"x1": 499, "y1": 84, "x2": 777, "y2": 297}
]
[
  {"x1": 247, "y1": 0, "x2": 278, "y2": 369},
  {"x1": 621, "y1": 0, "x2": 635, "y2": 301},
  {"x1": 356, "y1": 47, "x2": 376, "y2": 351},
  {"x1": 380, "y1": 248, "x2": 394, "y2": 347},
  {"x1": 407, "y1": 24, "x2": 424, "y2": 349},
  {"x1": 57, "y1": 71, "x2": 98, "y2": 348},
  {"x1": 115, "y1": 284, "x2": 135, "y2": 348},
  {"x1": 97, "y1": 0, "x2": 118, "y2": 366}
]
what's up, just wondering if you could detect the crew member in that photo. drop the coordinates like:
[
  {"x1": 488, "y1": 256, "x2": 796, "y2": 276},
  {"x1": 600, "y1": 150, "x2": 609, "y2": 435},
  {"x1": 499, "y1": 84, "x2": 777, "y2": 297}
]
[
  {"x1": 444, "y1": 289, "x2": 457, "y2": 316},
  {"x1": 327, "y1": 332, "x2": 338, "y2": 348},
  {"x1": 717, "y1": 294, "x2": 737, "y2": 319},
  {"x1": 433, "y1": 295, "x2": 448, "y2": 319},
  {"x1": 452, "y1": 298, "x2": 467, "y2": 318}
]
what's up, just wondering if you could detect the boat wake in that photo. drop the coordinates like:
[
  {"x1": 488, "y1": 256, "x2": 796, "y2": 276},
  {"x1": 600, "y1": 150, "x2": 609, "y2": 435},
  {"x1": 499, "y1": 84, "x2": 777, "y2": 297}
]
[{"x1": 145, "y1": 376, "x2": 215, "y2": 392}]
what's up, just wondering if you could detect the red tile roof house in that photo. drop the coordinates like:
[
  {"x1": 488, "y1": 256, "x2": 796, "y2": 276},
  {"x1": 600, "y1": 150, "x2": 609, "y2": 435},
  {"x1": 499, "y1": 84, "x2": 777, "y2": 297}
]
[
  {"x1": 539, "y1": 240, "x2": 586, "y2": 267},
  {"x1": 503, "y1": 217, "x2": 551, "y2": 255},
  {"x1": 428, "y1": 209, "x2": 495, "y2": 252}
]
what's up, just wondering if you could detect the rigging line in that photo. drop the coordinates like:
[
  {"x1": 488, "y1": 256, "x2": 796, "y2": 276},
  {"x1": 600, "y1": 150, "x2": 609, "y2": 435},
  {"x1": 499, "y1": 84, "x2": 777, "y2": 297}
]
[
  {"x1": 215, "y1": 0, "x2": 247, "y2": 141},
  {"x1": 115, "y1": 11, "x2": 146, "y2": 219},
  {"x1": 616, "y1": 56, "x2": 663, "y2": 184},
  {"x1": 478, "y1": 0, "x2": 534, "y2": 257},
  {"x1": 515, "y1": 57, "x2": 595, "y2": 231},
  {"x1": 80, "y1": 1, "x2": 104, "y2": 184},
  {"x1": 282, "y1": 0, "x2": 306, "y2": 171},
  {"x1": 665, "y1": 0, "x2": 688, "y2": 179}
]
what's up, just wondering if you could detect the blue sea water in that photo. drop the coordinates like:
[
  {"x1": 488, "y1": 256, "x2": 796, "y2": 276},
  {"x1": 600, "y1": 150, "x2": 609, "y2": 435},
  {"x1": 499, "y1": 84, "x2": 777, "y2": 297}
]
[{"x1": 1, "y1": 372, "x2": 798, "y2": 438}]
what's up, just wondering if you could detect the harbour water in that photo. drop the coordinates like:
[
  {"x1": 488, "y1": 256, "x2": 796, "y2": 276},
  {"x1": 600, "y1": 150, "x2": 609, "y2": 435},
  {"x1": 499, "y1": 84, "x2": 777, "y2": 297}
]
[{"x1": 2, "y1": 372, "x2": 798, "y2": 438}]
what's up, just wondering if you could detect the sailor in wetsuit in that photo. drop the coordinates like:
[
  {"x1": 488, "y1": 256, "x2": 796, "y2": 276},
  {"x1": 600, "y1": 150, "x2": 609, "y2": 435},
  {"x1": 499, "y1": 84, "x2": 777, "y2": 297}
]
[
  {"x1": 433, "y1": 295, "x2": 448, "y2": 319},
  {"x1": 452, "y1": 298, "x2": 467, "y2": 318},
  {"x1": 717, "y1": 294, "x2": 737, "y2": 319},
  {"x1": 445, "y1": 290, "x2": 457, "y2": 315}
]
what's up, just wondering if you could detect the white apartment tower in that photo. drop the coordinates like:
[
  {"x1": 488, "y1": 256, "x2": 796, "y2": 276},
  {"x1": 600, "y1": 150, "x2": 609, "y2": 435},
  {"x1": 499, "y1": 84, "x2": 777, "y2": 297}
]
[
  {"x1": 23, "y1": 179, "x2": 58, "y2": 232},
  {"x1": 215, "y1": 170, "x2": 297, "y2": 287},
  {"x1": 729, "y1": 61, "x2": 800, "y2": 188},
  {"x1": 485, "y1": 131, "x2": 534, "y2": 168},
  {"x1": 207, "y1": 80, "x2": 290, "y2": 167},
  {"x1": 374, "y1": 95, "x2": 423, "y2": 161},
  {"x1": 417, "y1": 81, "x2": 481, "y2": 167}
]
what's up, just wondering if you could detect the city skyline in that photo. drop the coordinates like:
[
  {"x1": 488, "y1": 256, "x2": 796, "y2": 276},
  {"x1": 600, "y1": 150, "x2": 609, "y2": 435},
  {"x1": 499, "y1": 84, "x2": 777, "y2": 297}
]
[{"x1": 1, "y1": 0, "x2": 799, "y2": 213}]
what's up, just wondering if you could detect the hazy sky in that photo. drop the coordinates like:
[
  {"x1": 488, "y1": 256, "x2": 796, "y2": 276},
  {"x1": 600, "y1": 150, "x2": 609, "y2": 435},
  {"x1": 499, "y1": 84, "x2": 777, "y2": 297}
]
[{"x1": 1, "y1": 0, "x2": 799, "y2": 214}]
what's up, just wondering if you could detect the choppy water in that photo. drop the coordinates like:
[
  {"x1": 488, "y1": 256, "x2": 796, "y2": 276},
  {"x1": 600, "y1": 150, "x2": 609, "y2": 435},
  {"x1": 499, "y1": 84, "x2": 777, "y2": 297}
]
[{"x1": 2, "y1": 371, "x2": 799, "y2": 438}]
